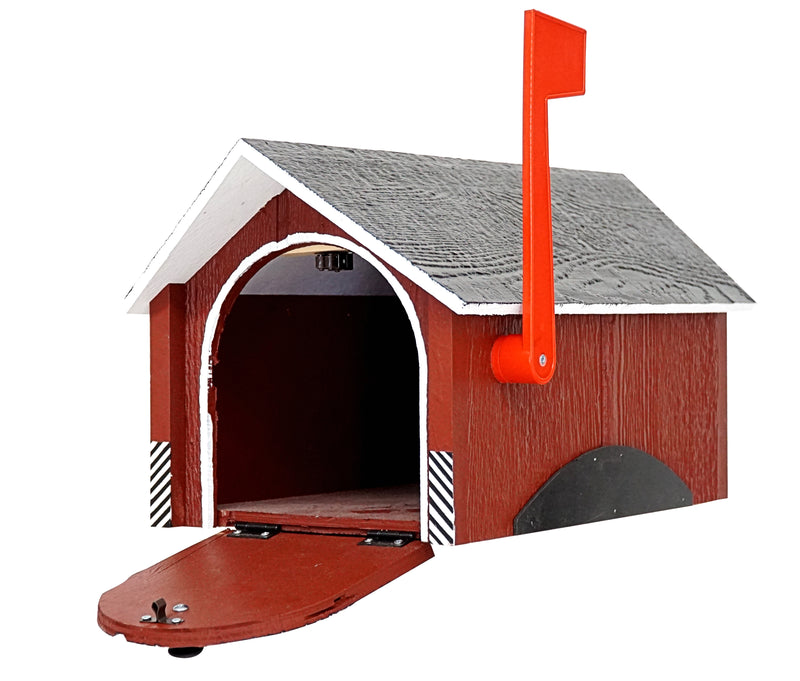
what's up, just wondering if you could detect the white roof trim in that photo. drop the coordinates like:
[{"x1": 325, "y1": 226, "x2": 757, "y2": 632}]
[
  {"x1": 125, "y1": 139, "x2": 753, "y2": 317},
  {"x1": 125, "y1": 139, "x2": 467, "y2": 315},
  {"x1": 126, "y1": 142, "x2": 285, "y2": 313},
  {"x1": 424, "y1": 301, "x2": 754, "y2": 316},
  {"x1": 557, "y1": 301, "x2": 753, "y2": 315},
  {"x1": 462, "y1": 301, "x2": 754, "y2": 316}
]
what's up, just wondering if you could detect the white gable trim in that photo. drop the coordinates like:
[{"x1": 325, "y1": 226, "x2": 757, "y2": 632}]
[
  {"x1": 125, "y1": 139, "x2": 468, "y2": 316},
  {"x1": 125, "y1": 146, "x2": 285, "y2": 314}
]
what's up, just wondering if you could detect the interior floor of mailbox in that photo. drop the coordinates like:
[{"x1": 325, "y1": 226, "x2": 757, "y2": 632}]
[{"x1": 217, "y1": 484, "x2": 420, "y2": 534}]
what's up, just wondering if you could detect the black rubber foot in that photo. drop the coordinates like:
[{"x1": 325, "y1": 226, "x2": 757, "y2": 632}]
[{"x1": 168, "y1": 647, "x2": 204, "y2": 658}]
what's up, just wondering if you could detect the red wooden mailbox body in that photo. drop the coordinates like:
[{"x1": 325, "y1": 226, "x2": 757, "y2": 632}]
[{"x1": 98, "y1": 10, "x2": 752, "y2": 656}]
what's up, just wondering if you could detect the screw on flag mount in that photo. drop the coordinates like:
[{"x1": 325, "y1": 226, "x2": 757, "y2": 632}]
[{"x1": 491, "y1": 10, "x2": 586, "y2": 384}]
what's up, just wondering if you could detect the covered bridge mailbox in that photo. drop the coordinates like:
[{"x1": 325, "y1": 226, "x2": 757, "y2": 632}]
[{"x1": 98, "y1": 10, "x2": 752, "y2": 656}]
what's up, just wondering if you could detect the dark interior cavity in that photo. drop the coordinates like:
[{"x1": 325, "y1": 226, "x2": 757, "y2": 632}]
[{"x1": 213, "y1": 252, "x2": 419, "y2": 514}]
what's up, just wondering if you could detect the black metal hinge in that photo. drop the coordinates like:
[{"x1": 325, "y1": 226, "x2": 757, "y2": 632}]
[
  {"x1": 358, "y1": 530, "x2": 416, "y2": 547},
  {"x1": 227, "y1": 522, "x2": 281, "y2": 539}
]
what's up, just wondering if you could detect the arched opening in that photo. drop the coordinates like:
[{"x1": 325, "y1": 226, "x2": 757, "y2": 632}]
[{"x1": 209, "y1": 242, "x2": 422, "y2": 534}]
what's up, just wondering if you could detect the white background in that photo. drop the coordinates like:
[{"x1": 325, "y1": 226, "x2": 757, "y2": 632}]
[{"x1": 2, "y1": 1, "x2": 796, "y2": 678}]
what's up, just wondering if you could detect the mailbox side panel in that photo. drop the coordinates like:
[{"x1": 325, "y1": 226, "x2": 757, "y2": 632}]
[{"x1": 451, "y1": 312, "x2": 727, "y2": 544}]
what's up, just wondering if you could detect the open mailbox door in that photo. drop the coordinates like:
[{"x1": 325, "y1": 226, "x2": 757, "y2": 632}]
[
  {"x1": 99, "y1": 7, "x2": 590, "y2": 657},
  {"x1": 98, "y1": 526, "x2": 433, "y2": 652}
]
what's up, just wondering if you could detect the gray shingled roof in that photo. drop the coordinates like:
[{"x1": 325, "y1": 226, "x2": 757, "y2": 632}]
[{"x1": 242, "y1": 139, "x2": 751, "y2": 308}]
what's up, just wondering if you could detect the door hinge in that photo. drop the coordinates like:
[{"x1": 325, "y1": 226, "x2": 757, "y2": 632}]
[
  {"x1": 227, "y1": 522, "x2": 281, "y2": 539},
  {"x1": 359, "y1": 530, "x2": 416, "y2": 547}
]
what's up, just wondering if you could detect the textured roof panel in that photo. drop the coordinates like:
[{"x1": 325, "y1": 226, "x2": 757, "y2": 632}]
[{"x1": 243, "y1": 139, "x2": 752, "y2": 307}]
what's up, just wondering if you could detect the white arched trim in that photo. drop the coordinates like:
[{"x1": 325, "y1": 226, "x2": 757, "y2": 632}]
[{"x1": 199, "y1": 232, "x2": 430, "y2": 541}]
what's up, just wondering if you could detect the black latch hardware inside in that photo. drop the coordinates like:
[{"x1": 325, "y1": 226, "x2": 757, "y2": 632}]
[
  {"x1": 228, "y1": 522, "x2": 281, "y2": 539},
  {"x1": 315, "y1": 250, "x2": 353, "y2": 272},
  {"x1": 359, "y1": 531, "x2": 415, "y2": 547}
]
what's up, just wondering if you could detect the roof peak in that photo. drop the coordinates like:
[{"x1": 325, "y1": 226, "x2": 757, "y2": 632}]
[{"x1": 241, "y1": 137, "x2": 624, "y2": 178}]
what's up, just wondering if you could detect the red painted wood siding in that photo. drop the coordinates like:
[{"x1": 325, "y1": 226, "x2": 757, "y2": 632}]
[
  {"x1": 149, "y1": 284, "x2": 188, "y2": 524},
  {"x1": 181, "y1": 197, "x2": 279, "y2": 524},
  {"x1": 170, "y1": 190, "x2": 433, "y2": 525},
  {"x1": 150, "y1": 189, "x2": 727, "y2": 541},
  {"x1": 98, "y1": 529, "x2": 434, "y2": 647},
  {"x1": 451, "y1": 312, "x2": 727, "y2": 544},
  {"x1": 426, "y1": 298, "x2": 455, "y2": 453}
]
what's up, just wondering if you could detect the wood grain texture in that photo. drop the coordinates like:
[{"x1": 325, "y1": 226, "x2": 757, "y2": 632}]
[
  {"x1": 173, "y1": 190, "x2": 432, "y2": 526},
  {"x1": 453, "y1": 314, "x2": 604, "y2": 544},
  {"x1": 715, "y1": 316, "x2": 728, "y2": 499},
  {"x1": 158, "y1": 183, "x2": 727, "y2": 541},
  {"x1": 213, "y1": 295, "x2": 418, "y2": 507},
  {"x1": 149, "y1": 287, "x2": 175, "y2": 442},
  {"x1": 614, "y1": 314, "x2": 727, "y2": 504},
  {"x1": 426, "y1": 298, "x2": 454, "y2": 452},
  {"x1": 217, "y1": 485, "x2": 419, "y2": 535},
  {"x1": 149, "y1": 284, "x2": 187, "y2": 524},
  {"x1": 243, "y1": 139, "x2": 753, "y2": 307},
  {"x1": 182, "y1": 198, "x2": 280, "y2": 524},
  {"x1": 452, "y1": 313, "x2": 727, "y2": 544},
  {"x1": 98, "y1": 530, "x2": 433, "y2": 648}
]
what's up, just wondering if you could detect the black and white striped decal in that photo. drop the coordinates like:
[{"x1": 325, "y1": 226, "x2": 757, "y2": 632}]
[
  {"x1": 150, "y1": 441, "x2": 172, "y2": 528},
  {"x1": 428, "y1": 450, "x2": 455, "y2": 545}
]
